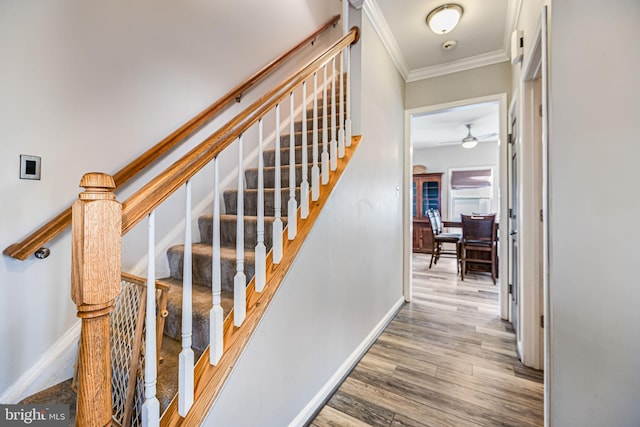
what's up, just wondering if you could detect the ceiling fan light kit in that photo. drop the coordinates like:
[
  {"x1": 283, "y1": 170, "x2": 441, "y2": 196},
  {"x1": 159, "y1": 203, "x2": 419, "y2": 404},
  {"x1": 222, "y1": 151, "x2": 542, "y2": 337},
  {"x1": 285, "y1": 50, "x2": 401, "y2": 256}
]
[
  {"x1": 461, "y1": 124, "x2": 478, "y2": 149},
  {"x1": 426, "y1": 4, "x2": 463, "y2": 35}
]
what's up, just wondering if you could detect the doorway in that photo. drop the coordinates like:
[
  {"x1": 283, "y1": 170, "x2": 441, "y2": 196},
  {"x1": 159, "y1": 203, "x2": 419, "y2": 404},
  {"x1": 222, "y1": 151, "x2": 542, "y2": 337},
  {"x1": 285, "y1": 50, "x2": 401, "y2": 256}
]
[{"x1": 404, "y1": 93, "x2": 509, "y2": 319}]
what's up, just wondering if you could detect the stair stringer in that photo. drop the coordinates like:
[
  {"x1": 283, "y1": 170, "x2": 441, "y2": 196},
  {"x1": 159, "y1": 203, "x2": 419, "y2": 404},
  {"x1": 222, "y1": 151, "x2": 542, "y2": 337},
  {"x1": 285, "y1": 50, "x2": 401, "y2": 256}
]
[{"x1": 159, "y1": 136, "x2": 361, "y2": 426}]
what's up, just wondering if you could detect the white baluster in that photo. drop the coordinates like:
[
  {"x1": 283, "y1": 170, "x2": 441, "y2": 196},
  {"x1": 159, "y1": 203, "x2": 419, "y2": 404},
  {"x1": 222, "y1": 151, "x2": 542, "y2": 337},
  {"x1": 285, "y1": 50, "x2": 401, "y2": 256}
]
[
  {"x1": 234, "y1": 135, "x2": 246, "y2": 326},
  {"x1": 179, "y1": 181, "x2": 194, "y2": 417},
  {"x1": 210, "y1": 157, "x2": 223, "y2": 365},
  {"x1": 346, "y1": 46, "x2": 352, "y2": 147},
  {"x1": 255, "y1": 119, "x2": 267, "y2": 292},
  {"x1": 273, "y1": 103, "x2": 284, "y2": 264},
  {"x1": 300, "y1": 80, "x2": 310, "y2": 219},
  {"x1": 142, "y1": 211, "x2": 160, "y2": 427},
  {"x1": 321, "y1": 65, "x2": 329, "y2": 185},
  {"x1": 330, "y1": 57, "x2": 337, "y2": 171},
  {"x1": 288, "y1": 92, "x2": 298, "y2": 240},
  {"x1": 338, "y1": 50, "x2": 345, "y2": 158},
  {"x1": 311, "y1": 72, "x2": 320, "y2": 201}
]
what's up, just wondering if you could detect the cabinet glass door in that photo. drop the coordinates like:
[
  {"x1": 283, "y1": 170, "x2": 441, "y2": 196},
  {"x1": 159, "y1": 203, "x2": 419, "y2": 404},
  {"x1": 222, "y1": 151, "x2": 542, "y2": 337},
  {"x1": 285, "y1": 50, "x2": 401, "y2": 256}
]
[
  {"x1": 422, "y1": 181, "x2": 440, "y2": 215},
  {"x1": 412, "y1": 181, "x2": 417, "y2": 218}
]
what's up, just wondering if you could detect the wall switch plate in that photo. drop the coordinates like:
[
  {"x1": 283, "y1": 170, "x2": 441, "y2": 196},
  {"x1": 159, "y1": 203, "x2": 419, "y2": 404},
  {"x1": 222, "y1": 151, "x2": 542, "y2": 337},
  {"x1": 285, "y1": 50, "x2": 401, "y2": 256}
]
[{"x1": 20, "y1": 154, "x2": 41, "y2": 180}]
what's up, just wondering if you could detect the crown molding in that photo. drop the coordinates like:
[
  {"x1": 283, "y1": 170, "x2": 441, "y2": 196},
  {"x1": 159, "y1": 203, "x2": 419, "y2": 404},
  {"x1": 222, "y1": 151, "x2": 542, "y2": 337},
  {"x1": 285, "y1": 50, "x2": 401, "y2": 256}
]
[
  {"x1": 362, "y1": 0, "x2": 409, "y2": 80},
  {"x1": 407, "y1": 49, "x2": 510, "y2": 82},
  {"x1": 360, "y1": 0, "x2": 520, "y2": 83}
]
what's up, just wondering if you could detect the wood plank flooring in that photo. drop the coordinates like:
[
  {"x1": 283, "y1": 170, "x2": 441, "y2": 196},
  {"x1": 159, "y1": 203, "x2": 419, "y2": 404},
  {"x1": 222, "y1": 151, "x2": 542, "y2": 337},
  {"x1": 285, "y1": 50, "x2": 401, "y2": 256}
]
[{"x1": 308, "y1": 254, "x2": 543, "y2": 427}]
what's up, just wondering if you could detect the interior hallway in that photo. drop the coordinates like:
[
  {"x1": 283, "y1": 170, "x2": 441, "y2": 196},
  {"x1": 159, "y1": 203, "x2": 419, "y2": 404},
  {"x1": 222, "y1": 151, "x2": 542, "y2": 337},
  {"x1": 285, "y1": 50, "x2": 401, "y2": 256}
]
[{"x1": 309, "y1": 254, "x2": 543, "y2": 426}]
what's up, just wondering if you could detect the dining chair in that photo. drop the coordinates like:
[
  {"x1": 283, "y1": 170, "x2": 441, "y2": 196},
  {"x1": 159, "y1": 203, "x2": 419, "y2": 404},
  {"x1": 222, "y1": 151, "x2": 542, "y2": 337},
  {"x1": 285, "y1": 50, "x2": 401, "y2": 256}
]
[
  {"x1": 427, "y1": 209, "x2": 461, "y2": 271},
  {"x1": 460, "y1": 213, "x2": 497, "y2": 284}
]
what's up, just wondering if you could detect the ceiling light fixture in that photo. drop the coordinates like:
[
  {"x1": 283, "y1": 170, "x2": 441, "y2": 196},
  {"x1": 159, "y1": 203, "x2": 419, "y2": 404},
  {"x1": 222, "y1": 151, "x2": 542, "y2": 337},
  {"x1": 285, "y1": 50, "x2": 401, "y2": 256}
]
[
  {"x1": 461, "y1": 124, "x2": 478, "y2": 149},
  {"x1": 426, "y1": 4, "x2": 463, "y2": 35}
]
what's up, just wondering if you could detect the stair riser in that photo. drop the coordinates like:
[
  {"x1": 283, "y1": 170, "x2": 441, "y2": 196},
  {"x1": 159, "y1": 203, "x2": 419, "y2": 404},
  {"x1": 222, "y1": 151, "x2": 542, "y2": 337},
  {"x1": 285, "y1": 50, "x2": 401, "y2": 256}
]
[
  {"x1": 224, "y1": 189, "x2": 301, "y2": 217},
  {"x1": 199, "y1": 215, "x2": 282, "y2": 251},
  {"x1": 278, "y1": 129, "x2": 326, "y2": 147},
  {"x1": 294, "y1": 116, "x2": 343, "y2": 133},
  {"x1": 164, "y1": 301, "x2": 211, "y2": 352},
  {"x1": 276, "y1": 114, "x2": 336, "y2": 133},
  {"x1": 245, "y1": 165, "x2": 310, "y2": 189},
  {"x1": 305, "y1": 103, "x2": 343, "y2": 119},
  {"x1": 167, "y1": 246, "x2": 255, "y2": 291},
  {"x1": 263, "y1": 145, "x2": 315, "y2": 167}
]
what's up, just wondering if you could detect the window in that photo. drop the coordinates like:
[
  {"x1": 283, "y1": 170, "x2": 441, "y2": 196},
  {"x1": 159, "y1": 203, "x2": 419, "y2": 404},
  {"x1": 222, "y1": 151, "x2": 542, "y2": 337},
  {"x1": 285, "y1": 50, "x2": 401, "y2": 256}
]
[{"x1": 449, "y1": 168, "x2": 494, "y2": 220}]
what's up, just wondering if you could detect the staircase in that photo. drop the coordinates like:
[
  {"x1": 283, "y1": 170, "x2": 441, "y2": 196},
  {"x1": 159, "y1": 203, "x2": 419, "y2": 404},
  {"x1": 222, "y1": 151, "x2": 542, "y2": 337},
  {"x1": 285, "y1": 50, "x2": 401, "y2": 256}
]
[
  {"x1": 18, "y1": 90, "x2": 353, "y2": 426},
  {"x1": 14, "y1": 21, "x2": 360, "y2": 423},
  {"x1": 154, "y1": 93, "x2": 341, "y2": 413}
]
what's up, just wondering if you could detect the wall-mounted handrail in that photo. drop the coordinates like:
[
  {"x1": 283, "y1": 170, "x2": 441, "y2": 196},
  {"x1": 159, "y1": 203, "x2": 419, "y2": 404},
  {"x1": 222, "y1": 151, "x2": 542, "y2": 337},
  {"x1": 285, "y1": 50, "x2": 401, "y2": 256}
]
[
  {"x1": 3, "y1": 14, "x2": 340, "y2": 261},
  {"x1": 120, "y1": 27, "x2": 359, "y2": 236}
]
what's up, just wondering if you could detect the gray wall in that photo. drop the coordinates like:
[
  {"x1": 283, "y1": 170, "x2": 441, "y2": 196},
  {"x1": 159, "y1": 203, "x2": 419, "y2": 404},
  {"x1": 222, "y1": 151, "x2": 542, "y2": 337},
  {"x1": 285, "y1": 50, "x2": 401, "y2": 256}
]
[
  {"x1": 405, "y1": 62, "x2": 512, "y2": 110},
  {"x1": 202, "y1": 11, "x2": 406, "y2": 427},
  {"x1": 549, "y1": 0, "x2": 640, "y2": 425}
]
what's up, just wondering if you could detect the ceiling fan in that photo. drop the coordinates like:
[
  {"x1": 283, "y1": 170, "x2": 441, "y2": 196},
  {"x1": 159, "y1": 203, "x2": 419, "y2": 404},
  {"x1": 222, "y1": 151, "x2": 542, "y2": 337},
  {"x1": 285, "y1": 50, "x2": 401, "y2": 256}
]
[
  {"x1": 461, "y1": 124, "x2": 478, "y2": 148},
  {"x1": 433, "y1": 124, "x2": 498, "y2": 148}
]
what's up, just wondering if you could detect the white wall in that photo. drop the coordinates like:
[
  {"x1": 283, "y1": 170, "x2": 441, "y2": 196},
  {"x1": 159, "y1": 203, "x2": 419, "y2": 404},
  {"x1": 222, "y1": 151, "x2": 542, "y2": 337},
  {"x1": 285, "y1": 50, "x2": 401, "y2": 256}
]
[
  {"x1": 203, "y1": 10, "x2": 406, "y2": 426},
  {"x1": 413, "y1": 142, "x2": 500, "y2": 220},
  {"x1": 548, "y1": 0, "x2": 640, "y2": 425},
  {"x1": 0, "y1": 0, "x2": 341, "y2": 398}
]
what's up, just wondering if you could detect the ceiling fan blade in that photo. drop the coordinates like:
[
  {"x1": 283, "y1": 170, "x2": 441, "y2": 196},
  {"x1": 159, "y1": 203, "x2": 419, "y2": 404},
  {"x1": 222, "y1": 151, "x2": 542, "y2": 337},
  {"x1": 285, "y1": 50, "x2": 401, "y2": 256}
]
[{"x1": 477, "y1": 132, "x2": 498, "y2": 141}]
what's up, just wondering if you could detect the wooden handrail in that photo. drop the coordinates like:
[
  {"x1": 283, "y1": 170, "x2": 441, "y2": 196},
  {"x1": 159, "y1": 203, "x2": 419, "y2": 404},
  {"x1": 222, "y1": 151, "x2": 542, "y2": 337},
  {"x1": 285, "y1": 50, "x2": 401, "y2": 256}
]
[
  {"x1": 121, "y1": 27, "x2": 359, "y2": 235},
  {"x1": 3, "y1": 14, "x2": 341, "y2": 261}
]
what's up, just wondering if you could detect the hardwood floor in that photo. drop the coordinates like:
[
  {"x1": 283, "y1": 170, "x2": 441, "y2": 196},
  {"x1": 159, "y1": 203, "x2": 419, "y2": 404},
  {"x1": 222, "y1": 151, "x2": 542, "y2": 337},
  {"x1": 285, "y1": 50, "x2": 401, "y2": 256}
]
[{"x1": 309, "y1": 254, "x2": 543, "y2": 427}]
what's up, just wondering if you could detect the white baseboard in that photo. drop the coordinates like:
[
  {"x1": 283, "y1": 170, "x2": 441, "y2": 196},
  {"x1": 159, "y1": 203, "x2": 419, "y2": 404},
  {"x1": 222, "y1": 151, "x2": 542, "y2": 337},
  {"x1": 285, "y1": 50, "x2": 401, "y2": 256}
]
[
  {"x1": 288, "y1": 296, "x2": 405, "y2": 427},
  {"x1": 0, "y1": 321, "x2": 81, "y2": 404}
]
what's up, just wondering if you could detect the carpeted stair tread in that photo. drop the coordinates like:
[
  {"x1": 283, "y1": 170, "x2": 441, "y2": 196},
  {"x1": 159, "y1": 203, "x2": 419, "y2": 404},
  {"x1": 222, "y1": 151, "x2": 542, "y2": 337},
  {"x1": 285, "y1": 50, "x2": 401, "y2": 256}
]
[
  {"x1": 166, "y1": 244, "x2": 256, "y2": 289},
  {"x1": 282, "y1": 128, "x2": 327, "y2": 144},
  {"x1": 19, "y1": 378, "x2": 76, "y2": 426},
  {"x1": 263, "y1": 144, "x2": 315, "y2": 167},
  {"x1": 158, "y1": 277, "x2": 234, "y2": 352},
  {"x1": 198, "y1": 214, "x2": 286, "y2": 250},
  {"x1": 245, "y1": 164, "x2": 310, "y2": 189},
  {"x1": 224, "y1": 187, "x2": 301, "y2": 217},
  {"x1": 157, "y1": 335, "x2": 203, "y2": 415}
]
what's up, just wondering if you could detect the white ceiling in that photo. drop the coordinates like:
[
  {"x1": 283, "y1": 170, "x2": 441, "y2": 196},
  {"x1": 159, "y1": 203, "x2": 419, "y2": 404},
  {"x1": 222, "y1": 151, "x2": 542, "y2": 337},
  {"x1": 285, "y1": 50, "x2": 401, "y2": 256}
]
[
  {"x1": 363, "y1": 0, "x2": 520, "y2": 148},
  {"x1": 411, "y1": 101, "x2": 500, "y2": 148}
]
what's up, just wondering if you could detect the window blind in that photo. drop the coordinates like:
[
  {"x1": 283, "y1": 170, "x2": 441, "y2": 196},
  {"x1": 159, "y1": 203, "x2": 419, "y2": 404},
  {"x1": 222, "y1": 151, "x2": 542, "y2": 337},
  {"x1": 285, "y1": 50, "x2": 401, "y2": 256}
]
[{"x1": 450, "y1": 169, "x2": 492, "y2": 190}]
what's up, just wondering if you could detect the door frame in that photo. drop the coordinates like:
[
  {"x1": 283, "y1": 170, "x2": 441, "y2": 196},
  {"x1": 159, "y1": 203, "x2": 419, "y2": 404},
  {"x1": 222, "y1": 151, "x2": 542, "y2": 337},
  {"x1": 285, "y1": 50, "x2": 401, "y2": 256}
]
[
  {"x1": 507, "y1": 96, "x2": 521, "y2": 354},
  {"x1": 515, "y1": 7, "x2": 547, "y2": 372},
  {"x1": 403, "y1": 93, "x2": 509, "y2": 320}
]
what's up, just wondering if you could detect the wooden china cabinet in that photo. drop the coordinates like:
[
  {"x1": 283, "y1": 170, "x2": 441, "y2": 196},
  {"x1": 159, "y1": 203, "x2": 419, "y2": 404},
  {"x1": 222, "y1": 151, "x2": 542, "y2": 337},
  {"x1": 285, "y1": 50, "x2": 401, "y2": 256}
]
[{"x1": 412, "y1": 172, "x2": 442, "y2": 253}]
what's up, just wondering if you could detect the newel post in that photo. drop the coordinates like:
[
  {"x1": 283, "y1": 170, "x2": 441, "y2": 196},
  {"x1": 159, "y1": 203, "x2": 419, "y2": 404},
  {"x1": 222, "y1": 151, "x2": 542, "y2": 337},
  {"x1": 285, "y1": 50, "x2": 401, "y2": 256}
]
[{"x1": 71, "y1": 172, "x2": 122, "y2": 427}]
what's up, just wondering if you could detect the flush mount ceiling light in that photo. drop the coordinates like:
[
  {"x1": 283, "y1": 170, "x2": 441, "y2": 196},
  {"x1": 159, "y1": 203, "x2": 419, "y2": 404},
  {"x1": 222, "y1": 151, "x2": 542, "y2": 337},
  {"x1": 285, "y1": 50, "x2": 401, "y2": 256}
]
[
  {"x1": 461, "y1": 124, "x2": 478, "y2": 149},
  {"x1": 426, "y1": 4, "x2": 463, "y2": 35}
]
